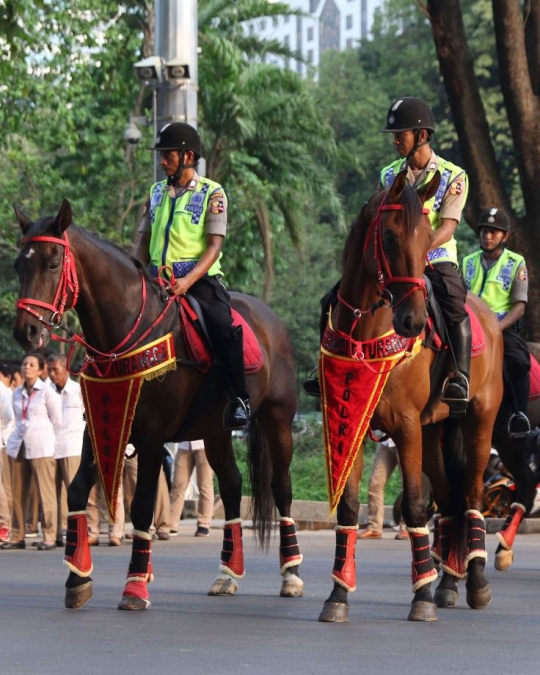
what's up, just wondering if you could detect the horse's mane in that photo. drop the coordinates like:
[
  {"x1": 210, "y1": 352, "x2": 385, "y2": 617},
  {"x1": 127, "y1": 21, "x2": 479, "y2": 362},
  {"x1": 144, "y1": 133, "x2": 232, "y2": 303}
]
[
  {"x1": 31, "y1": 216, "x2": 147, "y2": 278},
  {"x1": 341, "y1": 182, "x2": 423, "y2": 270}
]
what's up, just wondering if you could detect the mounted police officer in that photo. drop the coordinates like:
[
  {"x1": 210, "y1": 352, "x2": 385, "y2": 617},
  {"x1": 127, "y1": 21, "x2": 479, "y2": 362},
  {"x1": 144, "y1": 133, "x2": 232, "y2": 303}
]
[
  {"x1": 134, "y1": 122, "x2": 250, "y2": 430},
  {"x1": 304, "y1": 98, "x2": 471, "y2": 416},
  {"x1": 378, "y1": 97, "x2": 470, "y2": 416},
  {"x1": 463, "y1": 208, "x2": 540, "y2": 450}
]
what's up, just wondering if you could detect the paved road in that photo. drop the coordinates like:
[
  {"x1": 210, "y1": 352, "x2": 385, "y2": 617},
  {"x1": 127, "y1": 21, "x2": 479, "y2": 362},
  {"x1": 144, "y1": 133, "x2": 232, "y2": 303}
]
[{"x1": 1, "y1": 525, "x2": 539, "y2": 675}]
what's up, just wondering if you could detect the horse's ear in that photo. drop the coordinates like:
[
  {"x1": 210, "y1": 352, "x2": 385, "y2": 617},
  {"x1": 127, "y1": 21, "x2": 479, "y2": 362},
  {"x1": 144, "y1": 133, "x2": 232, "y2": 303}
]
[
  {"x1": 417, "y1": 171, "x2": 441, "y2": 204},
  {"x1": 14, "y1": 205, "x2": 32, "y2": 234},
  {"x1": 387, "y1": 170, "x2": 408, "y2": 203},
  {"x1": 54, "y1": 199, "x2": 72, "y2": 234}
]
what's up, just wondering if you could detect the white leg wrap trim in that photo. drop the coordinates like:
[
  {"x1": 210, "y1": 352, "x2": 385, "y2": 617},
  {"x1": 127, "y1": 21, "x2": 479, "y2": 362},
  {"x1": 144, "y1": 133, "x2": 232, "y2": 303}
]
[
  {"x1": 510, "y1": 502, "x2": 526, "y2": 512},
  {"x1": 407, "y1": 526, "x2": 430, "y2": 535},
  {"x1": 64, "y1": 559, "x2": 93, "y2": 577},
  {"x1": 224, "y1": 518, "x2": 242, "y2": 527},
  {"x1": 69, "y1": 510, "x2": 87, "y2": 517},
  {"x1": 412, "y1": 568, "x2": 438, "y2": 593},
  {"x1": 465, "y1": 509, "x2": 485, "y2": 520},
  {"x1": 496, "y1": 531, "x2": 510, "y2": 550},
  {"x1": 219, "y1": 563, "x2": 245, "y2": 579},
  {"x1": 279, "y1": 517, "x2": 295, "y2": 525},
  {"x1": 133, "y1": 529, "x2": 152, "y2": 540},
  {"x1": 331, "y1": 573, "x2": 356, "y2": 593},
  {"x1": 464, "y1": 549, "x2": 488, "y2": 568},
  {"x1": 334, "y1": 524, "x2": 359, "y2": 532},
  {"x1": 280, "y1": 555, "x2": 304, "y2": 576}
]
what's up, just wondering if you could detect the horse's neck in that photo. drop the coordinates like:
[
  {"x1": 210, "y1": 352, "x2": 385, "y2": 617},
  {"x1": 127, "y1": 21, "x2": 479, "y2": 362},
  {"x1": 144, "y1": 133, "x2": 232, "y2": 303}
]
[{"x1": 70, "y1": 228, "x2": 155, "y2": 353}]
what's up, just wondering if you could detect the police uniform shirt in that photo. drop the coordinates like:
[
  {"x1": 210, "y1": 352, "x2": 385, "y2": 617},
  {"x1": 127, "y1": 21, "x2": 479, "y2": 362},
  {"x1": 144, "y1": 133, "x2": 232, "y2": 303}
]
[
  {"x1": 138, "y1": 172, "x2": 227, "y2": 237},
  {"x1": 480, "y1": 254, "x2": 528, "y2": 305},
  {"x1": 379, "y1": 151, "x2": 467, "y2": 223}
]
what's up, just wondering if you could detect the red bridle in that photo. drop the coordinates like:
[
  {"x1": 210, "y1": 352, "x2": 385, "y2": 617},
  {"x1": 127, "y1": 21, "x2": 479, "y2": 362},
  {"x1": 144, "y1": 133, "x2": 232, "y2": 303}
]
[
  {"x1": 15, "y1": 233, "x2": 177, "y2": 371},
  {"x1": 338, "y1": 196, "x2": 428, "y2": 320},
  {"x1": 16, "y1": 235, "x2": 80, "y2": 327}
]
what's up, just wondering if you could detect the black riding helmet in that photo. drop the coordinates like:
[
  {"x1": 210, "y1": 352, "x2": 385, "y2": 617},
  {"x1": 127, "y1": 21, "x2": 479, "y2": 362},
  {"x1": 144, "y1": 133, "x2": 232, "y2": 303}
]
[
  {"x1": 478, "y1": 208, "x2": 511, "y2": 234},
  {"x1": 154, "y1": 122, "x2": 202, "y2": 159},
  {"x1": 380, "y1": 98, "x2": 436, "y2": 135}
]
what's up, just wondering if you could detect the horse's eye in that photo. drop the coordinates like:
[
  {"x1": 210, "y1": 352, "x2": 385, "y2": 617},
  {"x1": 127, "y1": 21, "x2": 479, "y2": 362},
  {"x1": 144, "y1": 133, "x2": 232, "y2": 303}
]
[
  {"x1": 383, "y1": 230, "x2": 396, "y2": 249},
  {"x1": 49, "y1": 261, "x2": 60, "y2": 272}
]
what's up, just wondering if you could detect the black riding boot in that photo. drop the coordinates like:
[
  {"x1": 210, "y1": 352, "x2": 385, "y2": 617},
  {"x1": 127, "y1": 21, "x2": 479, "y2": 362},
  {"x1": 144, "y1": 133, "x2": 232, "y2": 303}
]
[
  {"x1": 222, "y1": 325, "x2": 251, "y2": 431},
  {"x1": 302, "y1": 285, "x2": 338, "y2": 398},
  {"x1": 441, "y1": 315, "x2": 471, "y2": 418},
  {"x1": 507, "y1": 371, "x2": 532, "y2": 437}
]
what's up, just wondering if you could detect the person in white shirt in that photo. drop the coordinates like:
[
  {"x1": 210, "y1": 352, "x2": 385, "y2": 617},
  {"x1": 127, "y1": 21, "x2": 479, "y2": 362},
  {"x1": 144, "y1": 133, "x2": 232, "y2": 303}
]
[
  {"x1": 0, "y1": 364, "x2": 14, "y2": 543},
  {"x1": 47, "y1": 354, "x2": 84, "y2": 546},
  {"x1": 1, "y1": 353, "x2": 62, "y2": 550}
]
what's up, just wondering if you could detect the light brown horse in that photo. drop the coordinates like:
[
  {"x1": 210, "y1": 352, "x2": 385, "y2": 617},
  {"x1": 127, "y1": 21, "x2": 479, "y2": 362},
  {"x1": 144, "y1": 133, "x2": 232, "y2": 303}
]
[
  {"x1": 319, "y1": 172, "x2": 503, "y2": 623},
  {"x1": 12, "y1": 201, "x2": 304, "y2": 610}
]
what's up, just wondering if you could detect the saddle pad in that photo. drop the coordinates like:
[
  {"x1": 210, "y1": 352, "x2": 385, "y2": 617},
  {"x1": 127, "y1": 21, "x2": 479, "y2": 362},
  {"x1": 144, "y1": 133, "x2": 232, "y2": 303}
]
[
  {"x1": 428, "y1": 304, "x2": 485, "y2": 358},
  {"x1": 530, "y1": 356, "x2": 540, "y2": 400},
  {"x1": 179, "y1": 299, "x2": 264, "y2": 374}
]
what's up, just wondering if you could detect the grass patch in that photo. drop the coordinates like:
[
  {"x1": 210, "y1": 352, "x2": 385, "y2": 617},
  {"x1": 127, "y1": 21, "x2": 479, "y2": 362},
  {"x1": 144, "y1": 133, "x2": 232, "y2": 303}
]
[{"x1": 223, "y1": 419, "x2": 403, "y2": 507}]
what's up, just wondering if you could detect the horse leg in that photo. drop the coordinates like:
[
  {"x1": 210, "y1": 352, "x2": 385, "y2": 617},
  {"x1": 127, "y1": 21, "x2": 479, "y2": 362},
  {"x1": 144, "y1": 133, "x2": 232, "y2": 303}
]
[
  {"x1": 205, "y1": 433, "x2": 244, "y2": 596},
  {"x1": 397, "y1": 425, "x2": 439, "y2": 622},
  {"x1": 64, "y1": 431, "x2": 98, "y2": 609},
  {"x1": 118, "y1": 444, "x2": 162, "y2": 611},
  {"x1": 318, "y1": 452, "x2": 362, "y2": 623},
  {"x1": 259, "y1": 407, "x2": 303, "y2": 598},
  {"x1": 494, "y1": 502, "x2": 525, "y2": 571}
]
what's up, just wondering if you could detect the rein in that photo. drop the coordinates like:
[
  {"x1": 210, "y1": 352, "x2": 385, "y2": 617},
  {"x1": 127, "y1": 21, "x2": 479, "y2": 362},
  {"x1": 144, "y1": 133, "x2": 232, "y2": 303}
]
[{"x1": 16, "y1": 233, "x2": 177, "y2": 375}]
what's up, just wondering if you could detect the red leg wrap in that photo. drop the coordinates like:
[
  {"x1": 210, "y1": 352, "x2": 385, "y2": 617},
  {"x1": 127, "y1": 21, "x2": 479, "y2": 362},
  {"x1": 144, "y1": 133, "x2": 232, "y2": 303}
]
[
  {"x1": 431, "y1": 514, "x2": 442, "y2": 562},
  {"x1": 409, "y1": 527, "x2": 438, "y2": 591},
  {"x1": 440, "y1": 516, "x2": 466, "y2": 578},
  {"x1": 124, "y1": 532, "x2": 154, "y2": 594},
  {"x1": 331, "y1": 526, "x2": 357, "y2": 592},
  {"x1": 496, "y1": 503, "x2": 525, "y2": 550},
  {"x1": 64, "y1": 512, "x2": 93, "y2": 577},
  {"x1": 219, "y1": 520, "x2": 245, "y2": 579},
  {"x1": 464, "y1": 509, "x2": 487, "y2": 566},
  {"x1": 279, "y1": 518, "x2": 303, "y2": 574}
]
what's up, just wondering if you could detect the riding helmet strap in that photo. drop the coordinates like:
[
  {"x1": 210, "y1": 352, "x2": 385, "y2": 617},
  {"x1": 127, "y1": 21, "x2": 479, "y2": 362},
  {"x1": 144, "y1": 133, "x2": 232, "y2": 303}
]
[{"x1": 167, "y1": 150, "x2": 197, "y2": 186}]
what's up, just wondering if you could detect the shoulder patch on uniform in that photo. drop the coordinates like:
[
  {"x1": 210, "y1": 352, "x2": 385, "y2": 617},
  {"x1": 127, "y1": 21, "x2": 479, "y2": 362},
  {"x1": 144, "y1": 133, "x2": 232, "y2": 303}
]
[
  {"x1": 517, "y1": 267, "x2": 528, "y2": 281},
  {"x1": 448, "y1": 178, "x2": 464, "y2": 196},
  {"x1": 209, "y1": 196, "x2": 225, "y2": 214}
]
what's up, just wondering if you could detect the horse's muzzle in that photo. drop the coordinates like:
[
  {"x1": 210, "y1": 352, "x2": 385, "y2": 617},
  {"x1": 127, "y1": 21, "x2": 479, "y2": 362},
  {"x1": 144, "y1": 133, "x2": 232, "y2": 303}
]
[{"x1": 13, "y1": 318, "x2": 50, "y2": 352}]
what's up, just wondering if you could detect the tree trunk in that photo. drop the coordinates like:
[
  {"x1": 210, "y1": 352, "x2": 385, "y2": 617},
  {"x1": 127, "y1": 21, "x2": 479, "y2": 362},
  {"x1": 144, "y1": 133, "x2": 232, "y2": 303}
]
[
  {"x1": 254, "y1": 199, "x2": 274, "y2": 303},
  {"x1": 427, "y1": 0, "x2": 511, "y2": 220}
]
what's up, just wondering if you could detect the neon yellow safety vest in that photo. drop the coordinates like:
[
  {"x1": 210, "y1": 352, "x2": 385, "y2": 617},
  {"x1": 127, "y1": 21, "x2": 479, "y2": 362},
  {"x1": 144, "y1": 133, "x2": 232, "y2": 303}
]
[
  {"x1": 148, "y1": 177, "x2": 226, "y2": 278},
  {"x1": 462, "y1": 248, "x2": 525, "y2": 320},
  {"x1": 380, "y1": 156, "x2": 468, "y2": 266}
]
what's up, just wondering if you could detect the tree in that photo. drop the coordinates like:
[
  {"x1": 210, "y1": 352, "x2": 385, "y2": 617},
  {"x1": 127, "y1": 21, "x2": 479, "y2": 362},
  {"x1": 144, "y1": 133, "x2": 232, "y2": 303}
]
[{"x1": 426, "y1": 0, "x2": 540, "y2": 338}]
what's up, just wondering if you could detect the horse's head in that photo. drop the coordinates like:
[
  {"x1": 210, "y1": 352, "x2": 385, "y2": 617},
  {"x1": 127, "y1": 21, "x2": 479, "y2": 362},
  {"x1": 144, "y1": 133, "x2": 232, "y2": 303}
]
[
  {"x1": 13, "y1": 200, "x2": 77, "y2": 351},
  {"x1": 364, "y1": 170, "x2": 439, "y2": 337}
]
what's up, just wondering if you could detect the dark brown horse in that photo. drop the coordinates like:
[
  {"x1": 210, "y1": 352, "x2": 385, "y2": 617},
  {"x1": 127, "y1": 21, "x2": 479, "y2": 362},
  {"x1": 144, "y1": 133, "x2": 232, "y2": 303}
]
[
  {"x1": 12, "y1": 200, "x2": 304, "y2": 609},
  {"x1": 489, "y1": 344, "x2": 540, "y2": 571},
  {"x1": 319, "y1": 172, "x2": 503, "y2": 623}
]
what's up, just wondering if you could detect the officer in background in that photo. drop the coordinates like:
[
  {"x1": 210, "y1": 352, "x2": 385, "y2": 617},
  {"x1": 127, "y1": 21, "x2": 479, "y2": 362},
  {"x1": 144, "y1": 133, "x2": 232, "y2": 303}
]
[
  {"x1": 463, "y1": 208, "x2": 540, "y2": 451},
  {"x1": 134, "y1": 122, "x2": 250, "y2": 430},
  {"x1": 378, "y1": 97, "x2": 470, "y2": 416}
]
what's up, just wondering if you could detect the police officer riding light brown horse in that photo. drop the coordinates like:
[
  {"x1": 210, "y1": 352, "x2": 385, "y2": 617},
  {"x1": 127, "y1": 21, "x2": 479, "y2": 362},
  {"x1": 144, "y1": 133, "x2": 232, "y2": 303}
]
[
  {"x1": 316, "y1": 99, "x2": 503, "y2": 624},
  {"x1": 11, "y1": 122, "x2": 304, "y2": 611}
]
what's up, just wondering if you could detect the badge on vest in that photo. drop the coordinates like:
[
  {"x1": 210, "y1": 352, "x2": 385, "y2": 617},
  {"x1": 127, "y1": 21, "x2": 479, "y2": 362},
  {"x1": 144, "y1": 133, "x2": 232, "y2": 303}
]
[
  {"x1": 497, "y1": 260, "x2": 516, "y2": 291},
  {"x1": 184, "y1": 185, "x2": 209, "y2": 225}
]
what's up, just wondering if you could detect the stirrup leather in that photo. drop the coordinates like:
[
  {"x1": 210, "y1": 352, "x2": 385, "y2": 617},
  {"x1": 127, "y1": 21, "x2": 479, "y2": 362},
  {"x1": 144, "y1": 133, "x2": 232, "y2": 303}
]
[{"x1": 440, "y1": 372, "x2": 469, "y2": 404}]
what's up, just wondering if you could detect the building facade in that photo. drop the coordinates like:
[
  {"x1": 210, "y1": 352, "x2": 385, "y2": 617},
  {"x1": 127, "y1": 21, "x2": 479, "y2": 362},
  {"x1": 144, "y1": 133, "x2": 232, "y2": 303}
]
[{"x1": 244, "y1": 0, "x2": 383, "y2": 77}]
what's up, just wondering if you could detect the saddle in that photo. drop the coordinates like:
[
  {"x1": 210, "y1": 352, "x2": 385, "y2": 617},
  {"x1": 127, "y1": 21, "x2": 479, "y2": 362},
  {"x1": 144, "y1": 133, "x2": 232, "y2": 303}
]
[{"x1": 177, "y1": 295, "x2": 264, "y2": 374}]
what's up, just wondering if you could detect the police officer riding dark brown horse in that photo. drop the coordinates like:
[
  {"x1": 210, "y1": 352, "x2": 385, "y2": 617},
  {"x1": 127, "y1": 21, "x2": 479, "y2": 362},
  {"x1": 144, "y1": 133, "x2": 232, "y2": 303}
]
[{"x1": 11, "y1": 122, "x2": 305, "y2": 609}]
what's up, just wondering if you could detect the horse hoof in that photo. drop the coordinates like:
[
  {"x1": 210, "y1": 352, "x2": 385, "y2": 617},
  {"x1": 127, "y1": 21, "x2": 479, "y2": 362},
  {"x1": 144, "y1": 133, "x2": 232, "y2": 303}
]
[
  {"x1": 407, "y1": 601, "x2": 438, "y2": 622},
  {"x1": 466, "y1": 585, "x2": 491, "y2": 610},
  {"x1": 65, "y1": 581, "x2": 93, "y2": 609},
  {"x1": 318, "y1": 601, "x2": 349, "y2": 623},
  {"x1": 434, "y1": 587, "x2": 458, "y2": 608},
  {"x1": 117, "y1": 594, "x2": 151, "y2": 610},
  {"x1": 494, "y1": 548, "x2": 514, "y2": 572},
  {"x1": 208, "y1": 576, "x2": 238, "y2": 596},
  {"x1": 280, "y1": 572, "x2": 304, "y2": 598}
]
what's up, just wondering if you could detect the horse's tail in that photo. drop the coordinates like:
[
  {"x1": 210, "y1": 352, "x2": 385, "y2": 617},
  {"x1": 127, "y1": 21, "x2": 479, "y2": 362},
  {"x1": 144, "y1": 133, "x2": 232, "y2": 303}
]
[
  {"x1": 441, "y1": 417, "x2": 467, "y2": 556},
  {"x1": 246, "y1": 412, "x2": 274, "y2": 550}
]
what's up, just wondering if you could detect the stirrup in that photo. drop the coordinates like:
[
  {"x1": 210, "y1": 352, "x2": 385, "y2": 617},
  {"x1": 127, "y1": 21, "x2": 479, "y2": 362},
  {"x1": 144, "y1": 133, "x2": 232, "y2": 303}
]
[
  {"x1": 440, "y1": 372, "x2": 469, "y2": 417},
  {"x1": 302, "y1": 366, "x2": 321, "y2": 398},
  {"x1": 507, "y1": 412, "x2": 531, "y2": 439},
  {"x1": 223, "y1": 398, "x2": 250, "y2": 431}
]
